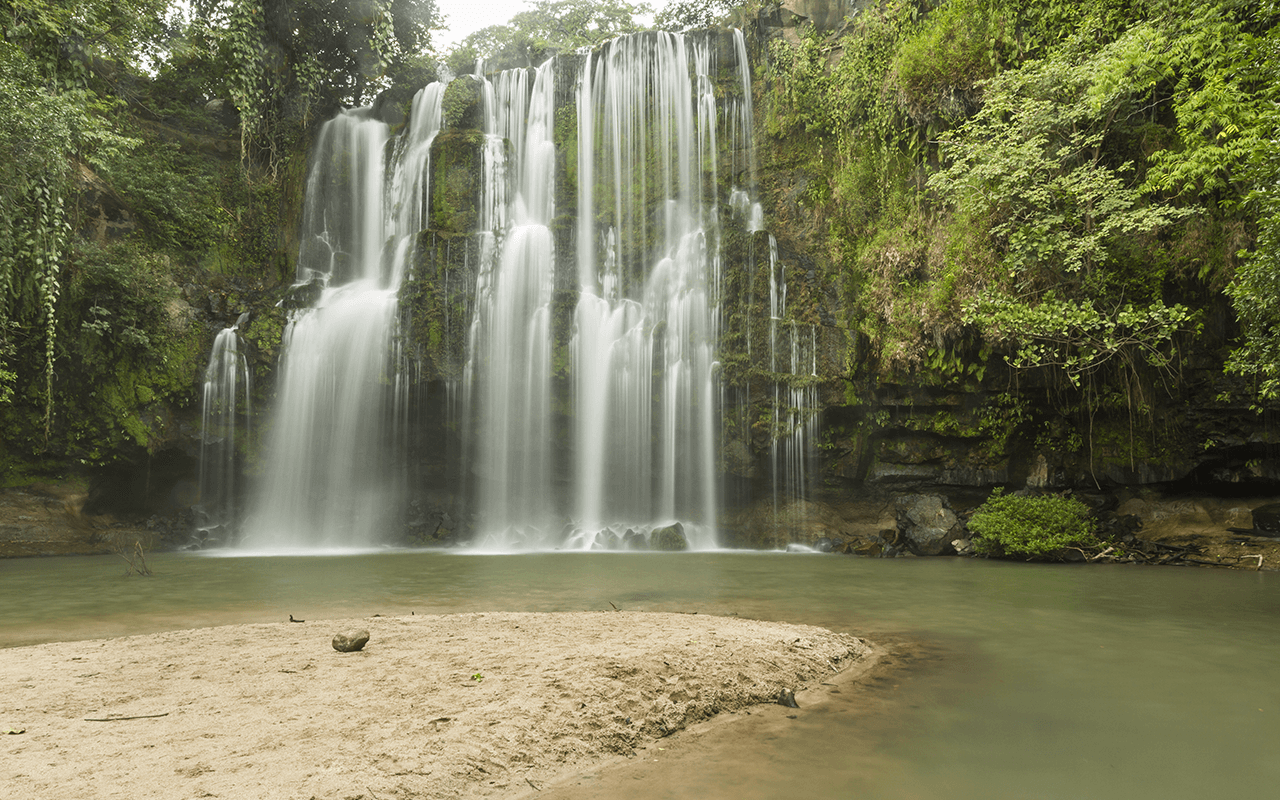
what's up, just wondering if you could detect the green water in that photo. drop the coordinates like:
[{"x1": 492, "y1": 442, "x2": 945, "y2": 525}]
[{"x1": 2, "y1": 551, "x2": 1277, "y2": 798}]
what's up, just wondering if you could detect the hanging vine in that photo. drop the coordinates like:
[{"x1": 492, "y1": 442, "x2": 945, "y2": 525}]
[
  {"x1": 31, "y1": 174, "x2": 69, "y2": 445},
  {"x1": 225, "y1": 0, "x2": 268, "y2": 170}
]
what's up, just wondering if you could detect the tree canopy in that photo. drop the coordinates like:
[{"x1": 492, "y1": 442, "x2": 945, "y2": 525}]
[{"x1": 444, "y1": 0, "x2": 652, "y2": 73}]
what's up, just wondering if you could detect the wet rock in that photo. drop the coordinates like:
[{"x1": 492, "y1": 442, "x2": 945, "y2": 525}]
[
  {"x1": 428, "y1": 131, "x2": 488, "y2": 234},
  {"x1": 650, "y1": 522, "x2": 688, "y2": 551},
  {"x1": 623, "y1": 529, "x2": 648, "y2": 551},
  {"x1": 776, "y1": 688, "x2": 800, "y2": 708},
  {"x1": 1250, "y1": 503, "x2": 1280, "y2": 535},
  {"x1": 332, "y1": 630, "x2": 370, "y2": 653},
  {"x1": 894, "y1": 494, "x2": 963, "y2": 556},
  {"x1": 442, "y1": 75, "x2": 483, "y2": 130}
]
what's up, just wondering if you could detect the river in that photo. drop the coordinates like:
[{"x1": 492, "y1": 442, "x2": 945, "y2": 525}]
[{"x1": 2, "y1": 551, "x2": 1276, "y2": 798}]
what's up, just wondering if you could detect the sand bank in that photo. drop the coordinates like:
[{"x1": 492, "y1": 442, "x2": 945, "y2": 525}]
[{"x1": 2, "y1": 612, "x2": 874, "y2": 799}]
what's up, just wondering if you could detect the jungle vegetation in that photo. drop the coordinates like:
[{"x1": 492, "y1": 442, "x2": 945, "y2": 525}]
[
  {"x1": 2, "y1": 0, "x2": 1279, "y2": 487},
  {"x1": 762, "y1": 0, "x2": 1280, "y2": 461}
]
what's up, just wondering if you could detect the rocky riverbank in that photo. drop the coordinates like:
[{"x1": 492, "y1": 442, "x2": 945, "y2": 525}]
[{"x1": 3, "y1": 480, "x2": 1277, "y2": 569}]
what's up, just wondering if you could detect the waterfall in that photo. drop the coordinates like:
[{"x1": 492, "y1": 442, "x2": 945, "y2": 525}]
[
  {"x1": 568, "y1": 32, "x2": 739, "y2": 550},
  {"x1": 464, "y1": 63, "x2": 559, "y2": 548},
  {"x1": 454, "y1": 30, "x2": 758, "y2": 550},
  {"x1": 197, "y1": 313, "x2": 250, "y2": 540},
  {"x1": 765, "y1": 234, "x2": 819, "y2": 521},
  {"x1": 240, "y1": 85, "x2": 446, "y2": 550},
  {"x1": 234, "y1": 28, "x2": 766, "y2": 552}
]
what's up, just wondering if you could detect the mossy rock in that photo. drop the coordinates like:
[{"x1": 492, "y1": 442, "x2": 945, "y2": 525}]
[
  {"x1": 442, "y1": 76, "x2": 483, "y2": 131},
  {"x1": 428, "y1": 131, "x2": 487, "y2": 234},
  {"x1": 650, "y1": 522, "x2": 689, "y2": 551}
]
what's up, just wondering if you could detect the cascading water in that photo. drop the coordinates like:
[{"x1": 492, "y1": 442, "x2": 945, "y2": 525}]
[
  {"x1": 463, "y1": 64, "x2": 559, "y2": 548},
  {"x1": 764, "y1": 235, "x2": 819, "y2": 518},
  {"x1": 568, "y1": 32, "x2": 744, "y2": 549},
  {"x1": 240, "y1": 85, "x2": 445, "y2": 550},
  {"x1": 237, "y1": 29, "x2": 768, "y2": 552},
  {"x1": 458, "y1": 30, "x2": 759, "y2": 550},
  {"x1": 197, "y1": 312, "x2": 250, "y2": 539}
]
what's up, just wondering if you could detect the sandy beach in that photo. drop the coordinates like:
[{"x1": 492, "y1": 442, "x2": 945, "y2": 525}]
[{"x1": 2, "y1": 611, "x2": 875, "y2": 799}]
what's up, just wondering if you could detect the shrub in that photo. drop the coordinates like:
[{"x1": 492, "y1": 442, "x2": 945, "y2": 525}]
[{"x1": 968, "y1": 488, "x2": 1098, "y2": 559}]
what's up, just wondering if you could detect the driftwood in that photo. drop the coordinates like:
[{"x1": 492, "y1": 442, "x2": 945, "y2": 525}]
[
  {"x1": 1086, "y1": 538, "x2": 1265, "y2": 570},
  {"x1": 83, "y1": 713, "x2": 169, "y2": 722}
]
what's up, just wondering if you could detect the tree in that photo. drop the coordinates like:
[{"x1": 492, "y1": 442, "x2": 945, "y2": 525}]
[
  {"x1": 1224, "y1": 4, "x2": 1280, "y2": 398},
  {"x1": 445, "y1": 0, "x2": 651, "y2": 72},
  {"x1": 654, "y1": 0, "x2": 738, "y2": 33},
  {"x1": 216, "y1": 0, "x2": 439, "y2": 171},
  {"x1": 928, "y1": 26, "x2": 1199, "y2": 393}
]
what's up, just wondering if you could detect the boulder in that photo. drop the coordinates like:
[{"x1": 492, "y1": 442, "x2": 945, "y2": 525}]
[
  {"x1": 894, "y1": 494, "x2": 963, "y2": 556},
  {"x1": 1250, "y1": 502, "x2": 1280, "y2": 535},
  {"x1": 332, "y1": 630, "x2": 370, "y2": 653},
  {"x1": 650, "y1": 522, "x2": 689, "y2": 551}
]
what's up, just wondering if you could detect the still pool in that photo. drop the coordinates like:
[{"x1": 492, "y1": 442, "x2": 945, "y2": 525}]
[{"x1": 2, "y1": 551, "x2": 1277, "y2": 798}]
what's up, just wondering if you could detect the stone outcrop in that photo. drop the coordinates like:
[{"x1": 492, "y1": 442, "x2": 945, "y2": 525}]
[{"x1": 893, "y1": 495, "x2": 964, "y2": 556}]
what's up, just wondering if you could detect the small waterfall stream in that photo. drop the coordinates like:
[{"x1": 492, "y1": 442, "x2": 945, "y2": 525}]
[
  {"x1": 197, "y1": 313, "x2": 250, "y2": 539},
  {"x1": 464, "y1": 63, "x2": 559, "y2": 548}
]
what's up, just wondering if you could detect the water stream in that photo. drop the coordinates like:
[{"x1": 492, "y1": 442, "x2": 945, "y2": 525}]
[
  {"x1": 2, "y1": 554, "x2": 1276, "y2": 799},
  {"x1": 196, "y1": 313, "x2": 250, "y2": 534}
]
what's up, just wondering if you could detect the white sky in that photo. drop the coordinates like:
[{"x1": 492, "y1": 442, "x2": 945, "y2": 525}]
[
  {"x1": 432, "y1": 1, "x2": 656, "y2": 52},
  {"x1": 433, "y1": 0, "x2": 537, "y2": 51}
]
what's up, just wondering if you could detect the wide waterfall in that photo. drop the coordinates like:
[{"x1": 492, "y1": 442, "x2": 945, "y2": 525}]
[
  {"x1": 237, "y1": 30, "x2": 766, "y2": 551},
  {"x1": 463, "y1": 31, "x2": 758, "y2": 550}
]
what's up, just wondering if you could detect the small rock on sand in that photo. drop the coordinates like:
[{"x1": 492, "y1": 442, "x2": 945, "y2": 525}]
[{"x1": 332, "y1": 629, "x2": 370, "y2": 652}]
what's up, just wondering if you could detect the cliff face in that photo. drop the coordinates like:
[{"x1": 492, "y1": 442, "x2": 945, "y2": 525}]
[
  {"x1": 725, "y1": 3, "x2": 1280, "y2": 549},
  {"x1": 10, "y1": 7, "x2": 1277, "y2": 554},
  {"x1": 382, "y1": 17, "x2": 1279, "y2": 553}
]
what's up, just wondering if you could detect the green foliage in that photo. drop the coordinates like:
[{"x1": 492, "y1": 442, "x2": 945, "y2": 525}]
[
  {"x1": 101, "y1": 138, "x2": 222, "y2": 254},
  {"x1": 0, "y1": 32, "x2": 137, "y2": 438},
  {"x1": 968, "y1": 293, "x2": 1200, "y2": 389},
  {"x1": 1139, "y1": 1, "x2": 1276, "y2": 204},
  {"x1": 1219, "y1": 5, "x2": 1280, "y2": 399},
  {"x1": 929, "y1": 37, "x2": 1194, "y2": 284},
  {"x1": 890, "y1": 0, "x2": 1013, "y2": 123},
  {"x1": 507, "y1": 0, "x2": 652, "y2": 53},
  {"x1": 655, "y1": 0, "x2": 740, "y2": 32},
  {"x1": 54, "y1": 242, "x2": 202, "y2": 461},
  {"x1": 760, "y1": 0, "x2": 1263, "y2": 385},
  {"x1": 968, "y1": 488, "x2": 1099, "y2": 559},
  {"x1": 193, "y1": 0, "x2": 440, "y2": 171}
]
